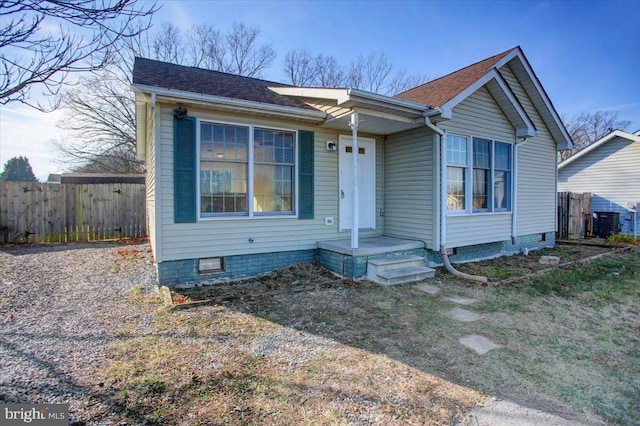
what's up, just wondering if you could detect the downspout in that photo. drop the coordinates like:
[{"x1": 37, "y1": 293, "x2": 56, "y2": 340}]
[
  {"x1": 424, "y1": 117, "x2": 487, "y2": 283},
  {"x1": 511, "y1": 138, "x2": 530, "y2": 245},
  {"x1": 350, "y1": 111, "x2": 359, "y2": 249}
]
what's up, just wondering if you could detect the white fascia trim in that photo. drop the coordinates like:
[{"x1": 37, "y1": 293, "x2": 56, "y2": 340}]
[
  {"x1": 132, "y1": 84, "x2": 326, "y2": 122},
  {"x1": 268, "y1": 86, "x2": 352, "y2": 104},
  {"x1": 558, "y1": 130, "x2": 640, "y2": 169},
  {"x1": 495, "y1": 48, "x2": 574, "y2": 148},
  {"x1": 441, "y1": 69, "x2": 535, "y2": 136}
]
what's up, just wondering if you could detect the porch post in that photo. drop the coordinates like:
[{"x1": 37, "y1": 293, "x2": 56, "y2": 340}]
[{"x1": 350, "y1": 111, "x2": 359, "y2": 250}]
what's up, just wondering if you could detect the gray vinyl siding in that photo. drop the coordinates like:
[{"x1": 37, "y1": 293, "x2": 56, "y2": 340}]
[
  {"x1": 384, "y1": 127, "x2": 435, "y2": 247},
  {"x1": 559, "y1": 136, "x2": 640, "y2": 234},
  {"x1": 155, "y1": 104, "x2": 383, "y2": 262},
  {"x1": 145, "y1": 106, "x2": 158, "y2": 257},
  {"x1": 501, "y1": 63, "x2": 558, "y2": 236},
  {"x1": 438, "y1": 86, "x2": 515, "y2": 247}
]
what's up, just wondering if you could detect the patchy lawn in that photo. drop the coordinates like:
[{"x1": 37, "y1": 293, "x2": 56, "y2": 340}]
[{"x1": 102, "y1": 244, "x2": 639, "y2": 425}]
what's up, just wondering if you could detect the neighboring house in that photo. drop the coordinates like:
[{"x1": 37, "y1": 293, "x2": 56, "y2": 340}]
[
  {"x1": 558, "y1": 129, "x2": 640, "y2": 236},
  {"x1": 132, "y1": 46, "x2": 572, "y2": 286}
]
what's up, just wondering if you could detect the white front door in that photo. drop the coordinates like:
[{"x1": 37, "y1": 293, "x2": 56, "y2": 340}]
[{"x1": 339, "y1": 135, "x2": 376, "y2": 230}]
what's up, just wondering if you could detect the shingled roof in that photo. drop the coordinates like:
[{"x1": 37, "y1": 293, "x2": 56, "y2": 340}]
[
  {"x1": 395, "y1": 47, "x2": 517, "y2": 107},
  {"x1": 132, "y1": 57, "x2": 316, "y2": 111}
]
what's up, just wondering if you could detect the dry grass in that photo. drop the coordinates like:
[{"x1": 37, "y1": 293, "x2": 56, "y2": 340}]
[
  {"x1": 99, "y1": 244, "x2": 639, "y2": 425},
  {"x1": 102, "y1": 296, "x2": 483, "y2": 425}
]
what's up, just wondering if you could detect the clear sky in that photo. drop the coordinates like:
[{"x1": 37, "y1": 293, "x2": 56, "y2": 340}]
[{"x1": 1, "y1": 0, "x2": 638, "y2": 181}]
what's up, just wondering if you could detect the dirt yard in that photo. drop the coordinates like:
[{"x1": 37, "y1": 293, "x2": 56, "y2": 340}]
[{"x1": 1, "y1": 241, "x2": 637, "y2": 425}]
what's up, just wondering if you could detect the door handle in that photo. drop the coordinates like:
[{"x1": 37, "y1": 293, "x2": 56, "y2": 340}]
[{"x1": 341, "y1": 190, "x2": 345, "y2": 199}]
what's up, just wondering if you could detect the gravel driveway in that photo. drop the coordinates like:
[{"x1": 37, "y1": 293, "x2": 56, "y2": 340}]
[{"x1": 0, "y1": 242, "x2": 157, "y2": 424}]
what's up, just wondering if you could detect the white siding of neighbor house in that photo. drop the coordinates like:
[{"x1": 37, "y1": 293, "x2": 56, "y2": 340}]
[
  {"x1": 384, "y1": 127, "x2": 436, "y2": 247},
  {"x1": 145, "y1": 105, "x2": 158, "y2": 258},
  {"x1": 559, "y1": 136, "x2": 640, "y2": 234},
  {"x1": 438, "y1": 86, "x2": 515, "y2": 247},
  {"x1": 155, "y1": 104, "x2": 384, "y2": 262},
  {"x1": 500, "y1": 62, "x2": 559, "y2": 236}
]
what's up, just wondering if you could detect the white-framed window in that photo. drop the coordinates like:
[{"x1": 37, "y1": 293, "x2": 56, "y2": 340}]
[
  {"x1": 446, "y1": 134, "x2": 468, "y2": 211},
  {"x1": 199, "y1": 120, "x2": 296, "y2": 218},
  {"x1": 446, "y1": 134, "x2": 512, "y2": 214}
]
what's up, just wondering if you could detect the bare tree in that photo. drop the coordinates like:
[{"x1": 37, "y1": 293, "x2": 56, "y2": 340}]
[
  {"x1": 559, "y1": 110, "x2": 631, "y2": 160},
  {"x1": 223, "y1": 23, "x2": 275, "y2": 78},
  {"x1": 283, "y1": 49, "x2": 428, "y2": 95},
  {"x1": 55, "y1": 20, "x2": 275, "y2": 173},
  {"x1": 0, "y1": 0, "x2": 157, "y2": 110},
  {"x1": 386, "y1": 68, "x2": 431, "y2": 95},
  {"x1": 347, "y1": 52, "x2": 393, "y2": 93},
  {"x1": 186, "y1": 24, "x2": 222, "y2": 69},
  {"x1": 283, "y1": 49, "x2": 316, "y2": 86},
  {"x1": 54, "y1": 72, "x2": 140, "y2": 173},
  {"x1": 314, "y1": 54, "x2": 345, "y2": 87},
  {"x1": 152, "y1": 22, "x2": 184, "y2": 65}
]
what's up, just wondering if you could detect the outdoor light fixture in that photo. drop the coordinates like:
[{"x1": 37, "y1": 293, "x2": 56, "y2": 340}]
[
  {"x1": 326, "y1": 141, "x2": 337, "y2": 151},
  {"x1": 173, "y1": 103, "x2": 188, "y2": 119}
]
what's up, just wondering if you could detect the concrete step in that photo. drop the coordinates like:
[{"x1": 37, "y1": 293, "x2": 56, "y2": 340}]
[
  {"x1": 375, "y1": 266, "x2": 436, "y2": 286},
  {"x1": 367, "y1": 255, "x2": 425, "y2": 269},
  {"x1": 367, "y1": 255, "x2": 426, "y2": 282}
]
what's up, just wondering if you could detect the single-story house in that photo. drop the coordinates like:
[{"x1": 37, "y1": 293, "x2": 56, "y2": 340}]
[
  {"x1": 132, "y1": 46, "x2": 572, "y2": 287},
  {"x1": 558, "y1": 129, "x2": 639, "y2": 237}
]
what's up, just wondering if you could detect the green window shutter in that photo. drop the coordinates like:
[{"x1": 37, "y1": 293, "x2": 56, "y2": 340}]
[
  {"x1": 298, "y1": 130, "x2": 314, "y2": 219},
  {"x1": 174, "y1": 116, "x2": 197, "y2": 223}
]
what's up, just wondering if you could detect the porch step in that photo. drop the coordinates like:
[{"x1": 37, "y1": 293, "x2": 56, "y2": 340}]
[
  {"x1": 367, "y1": 255, "x2": 435, "y2": 285},
  {"x1": 376, "y1": 266, "x2": 436, "y2": 286}
]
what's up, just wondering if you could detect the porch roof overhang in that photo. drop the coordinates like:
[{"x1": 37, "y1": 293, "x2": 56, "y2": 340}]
[{"x1": 268, "y1": 86, "x2": 430, "y2": 135}]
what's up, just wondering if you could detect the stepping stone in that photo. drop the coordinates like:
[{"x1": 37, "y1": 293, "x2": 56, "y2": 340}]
[
  {"x1": 446, "y1": 296, "x2": 478, "y2": 305},
  {"x1": 444, "y1": 307, "x2": 484, "y2": 322},
  {"x1": 539, "y1": 255, "x2": 560, "y2": 265},
  {"x1": 414, "y1": 283, "x2": 440, "y2": 295},
  {"x1": 459, "y1": 334, "x2": 502, "y2": 355}
]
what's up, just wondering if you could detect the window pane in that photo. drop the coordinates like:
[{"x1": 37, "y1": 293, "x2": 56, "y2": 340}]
[
  {"x1": 447, "y1": 135, "x2": 467, "y2": 166},
  {"x1": 253, "y1": 164, "x2": 293, "y2": 213},
  {"x1": 473, "y1": 169, "x2": 489, "y2": 210},
  {"x1": 253, "y1": 128, "x2": 295, "y2": 214},
  {"x1": 495, "y1": 142, "x2": 511, "y2": 170},
  {"x1": 200, "y1": 162, "x2": 247, "y2": 213},
  {"x1": 447, "y1": 166, "x2": 465, "y2": 210},
  {"x1": 494, "y1": 170, "x2": 511, "y2": 210},
  {"x1": 200, "y1": 122, "x2": 249, "y2": 215},
  {"x1": 473, "y1": 138, "x2": 491, "y2": 169}
]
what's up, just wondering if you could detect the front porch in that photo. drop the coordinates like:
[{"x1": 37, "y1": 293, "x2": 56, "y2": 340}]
[
  {"x1": 318, "y1": 236, "x2": 425, "y2": 256},
  {"x1": 316, "y1": 236, "x2": 436, "y2": 282}
]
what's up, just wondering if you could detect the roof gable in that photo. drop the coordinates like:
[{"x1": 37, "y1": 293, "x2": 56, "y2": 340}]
[
  {"x1": 397, "y1": 47, "x2": 573, "y2": 148},
  {"x1": 558, "y1": 130, "x2": 640, "y2": 169},
  {"x1": 395, "y1": 48, "x2": 514, "y2": 107}
]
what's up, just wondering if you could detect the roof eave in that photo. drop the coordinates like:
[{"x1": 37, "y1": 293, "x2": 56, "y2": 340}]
[
  {"x1": 132, "y1": 84, "x2": 327, "y2": 122},
  {"x1": 558, "y1": 130, "x2": 640, "y2": 169}
]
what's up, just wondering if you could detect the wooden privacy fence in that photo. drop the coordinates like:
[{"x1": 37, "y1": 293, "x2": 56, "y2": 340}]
[
  {"x1": 0, "y1": 181, "x2": 146, "y2": 243},
  {"x1": 557, "y1": 192, "x2": 592, "y2": 239}
]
